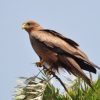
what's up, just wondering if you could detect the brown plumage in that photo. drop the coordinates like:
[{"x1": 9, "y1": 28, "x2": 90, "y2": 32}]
[{"x1": 22, "y1": 20, "x2": 99, "y2": 87}]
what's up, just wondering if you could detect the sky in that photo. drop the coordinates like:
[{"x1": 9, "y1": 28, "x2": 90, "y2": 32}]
[{"x1": 0, "y1": 0, "x2": 100, "y2": 100}]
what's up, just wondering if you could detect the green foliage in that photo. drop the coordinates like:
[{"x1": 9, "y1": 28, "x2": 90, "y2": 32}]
[
  {"x1": 14, "y1": 75, "x2": 100, "y2": 100},
  {"x1": 43, "y1": 76, "x2": 100, "y2": 100},
  {"x1": 43, "y1": 84, "x2": 72, "y2": 100},
  {"x1": 82, "y1": 76, "x2": 100, "y2": 100}
]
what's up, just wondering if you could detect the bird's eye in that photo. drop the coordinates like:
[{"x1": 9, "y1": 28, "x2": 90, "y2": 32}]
[{"x1": 27, "y1": 23, "x2": 31, "y2": 25}]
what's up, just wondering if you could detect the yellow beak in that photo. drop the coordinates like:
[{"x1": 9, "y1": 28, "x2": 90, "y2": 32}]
[{"x1": 22, "y1": 23, "x2": 28, "y2": 29}]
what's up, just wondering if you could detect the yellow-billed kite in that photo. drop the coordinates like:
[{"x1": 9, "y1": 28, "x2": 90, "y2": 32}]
[{"x1": 22, "y1": 20, "x2": 99, "y2": 87}]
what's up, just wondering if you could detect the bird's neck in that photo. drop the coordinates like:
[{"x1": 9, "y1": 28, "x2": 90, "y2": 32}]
[{"x1": 26, "y1": 26, "x2": 43, "y2": 34}]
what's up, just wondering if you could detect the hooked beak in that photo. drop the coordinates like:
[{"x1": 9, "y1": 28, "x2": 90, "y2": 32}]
[{"x1": 22, "y1": 23, "x2": 28, "y2": 29}]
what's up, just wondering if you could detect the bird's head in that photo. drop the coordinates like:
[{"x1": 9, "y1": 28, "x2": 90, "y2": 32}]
[{"x1": 22, "y1": 20, "x2": 43, "y2": 32}]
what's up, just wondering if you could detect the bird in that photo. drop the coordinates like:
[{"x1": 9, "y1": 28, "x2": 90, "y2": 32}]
[{"x1": 22, "y1": 20, "x2": 99, "y2": 88}]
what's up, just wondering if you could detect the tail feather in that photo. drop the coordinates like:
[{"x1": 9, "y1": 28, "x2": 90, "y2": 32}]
[
  {"x1": 89, "y1": 61, "x2": 100, "y2": 70},
  {"x1": 74, "y1": 53, "x2": 99, "y2": 72},
  {"x1": 58, "y1": 56, "x2": 93, "y2": 88},
  {"x1": 74, "y1": 57, "x2": 96, "y2": 73}
]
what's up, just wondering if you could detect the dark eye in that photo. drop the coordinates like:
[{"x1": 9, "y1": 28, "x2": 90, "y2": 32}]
[{"x1": 27, "y1": 23, "x2": 31, "y2": 25}]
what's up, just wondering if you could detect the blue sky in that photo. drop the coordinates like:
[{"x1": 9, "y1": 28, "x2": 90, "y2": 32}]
[{"x1": 0, "y1": 0, "x2": 100, "y2": 99}]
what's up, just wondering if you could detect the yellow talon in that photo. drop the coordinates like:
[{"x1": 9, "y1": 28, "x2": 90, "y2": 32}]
[{"x1": 36, "y1": 60, "x2": 44, "y2": 67}]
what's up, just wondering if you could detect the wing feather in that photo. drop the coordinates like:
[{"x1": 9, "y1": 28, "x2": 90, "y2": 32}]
[
  {"x1": 30, "y1": 29, "x2": 88, "y2": 59},
  {"x1": 30, "y1": 31, "x2": 74, "y2": 53},
  {"x1": 42, "y1": 29, "x2": 79, "y2": 48}
]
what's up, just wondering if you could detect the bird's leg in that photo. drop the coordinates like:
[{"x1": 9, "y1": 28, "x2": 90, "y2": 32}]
[
  {"x1": 36, "y1": 59, "x2": 44, "y2": 67},
  {"x1": 43, "y1": 65, "x2": 53, "y2": 75},
  {"x1": 44, "y1": 64, "x2": 55, "y2": 75}
]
